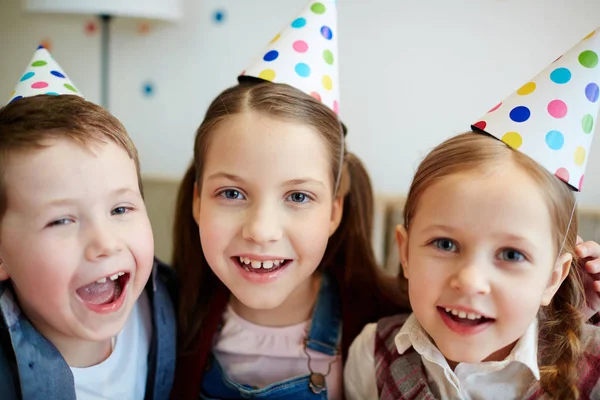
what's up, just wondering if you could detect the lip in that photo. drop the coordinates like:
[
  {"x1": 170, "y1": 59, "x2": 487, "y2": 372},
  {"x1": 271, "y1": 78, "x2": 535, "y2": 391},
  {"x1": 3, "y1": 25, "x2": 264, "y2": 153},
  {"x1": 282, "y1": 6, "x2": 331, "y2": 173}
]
[
  {"x1": 438, "y1": 304, "x2": 493, "y2": 319},
  {"x1": 232, "y1": 257, "x2": 293, "y2": 283},
  {"x1": 76, "y1": 274, "x2": 131, "y2": 315},
  {"x1": 437, "y1": 307, "x2": 494, "y2": 336},
  {"x1": 235, "y1": 254, "x2": 290, "y2": 261}
]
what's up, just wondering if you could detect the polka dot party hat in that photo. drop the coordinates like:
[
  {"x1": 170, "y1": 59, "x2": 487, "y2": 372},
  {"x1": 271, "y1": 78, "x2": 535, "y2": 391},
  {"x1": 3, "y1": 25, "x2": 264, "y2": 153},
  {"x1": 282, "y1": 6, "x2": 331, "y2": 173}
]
[
  {"x1": 472, "y1": 28, "x2": 600, "y2": 191},
  {"x1": 7, "y1": 45, "x2": 82, "y2": 105},
  {"x1": 238, "y1": 0, "x2": 340, "y2": 117}
]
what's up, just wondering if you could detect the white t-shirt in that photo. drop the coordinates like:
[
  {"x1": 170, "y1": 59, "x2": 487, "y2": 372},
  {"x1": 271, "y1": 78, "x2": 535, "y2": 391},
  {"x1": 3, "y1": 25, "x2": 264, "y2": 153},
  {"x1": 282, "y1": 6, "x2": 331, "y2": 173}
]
[{"x1": 70, "y1": 291, "x2": 152, "y2": 400}]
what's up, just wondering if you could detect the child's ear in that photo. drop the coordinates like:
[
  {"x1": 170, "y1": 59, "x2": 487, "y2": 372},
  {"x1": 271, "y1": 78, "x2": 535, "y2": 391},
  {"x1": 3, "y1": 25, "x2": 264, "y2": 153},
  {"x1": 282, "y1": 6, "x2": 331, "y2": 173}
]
[
  {"x1": 541, "y1": 252, "x2": 572, "y2": 306},
  {"x1": 395, "y1": 225, "x2": 409, "y2": 279},
  {"x1": 329, "y1": 195, "x2": 344, "y2": 237},
  {"x1": 192, "y1": 182, "x2": 201, "y2": 226},
  {"x1": 0, "y1": 259, "x2": 10, "y2": 281}
]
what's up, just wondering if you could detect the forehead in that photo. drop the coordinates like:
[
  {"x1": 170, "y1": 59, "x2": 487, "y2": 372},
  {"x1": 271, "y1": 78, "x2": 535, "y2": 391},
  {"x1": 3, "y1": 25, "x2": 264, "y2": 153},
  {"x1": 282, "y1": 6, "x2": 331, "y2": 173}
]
[
  {"x1": 3, "y1": 138, "x2": 139, "y2": 203},
  {"x1": 412, "y1": 165, "x2": 554, "y2": 238},
  {"x1": 203, "y1": 112, "x2": 333, "y2": 186}
]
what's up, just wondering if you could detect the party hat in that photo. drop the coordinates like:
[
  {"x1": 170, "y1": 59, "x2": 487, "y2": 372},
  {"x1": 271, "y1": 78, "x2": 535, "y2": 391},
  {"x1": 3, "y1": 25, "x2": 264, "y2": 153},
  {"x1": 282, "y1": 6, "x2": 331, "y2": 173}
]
[
  {"x1": 7, "y1": 45, "x2": 82, "y2": 105},
  {"x1": 238, "y1": 1, "x2": 340, "y2": 117},
  {"x1": 472, "y1": 28, "x2": 600, "y2": 191}
]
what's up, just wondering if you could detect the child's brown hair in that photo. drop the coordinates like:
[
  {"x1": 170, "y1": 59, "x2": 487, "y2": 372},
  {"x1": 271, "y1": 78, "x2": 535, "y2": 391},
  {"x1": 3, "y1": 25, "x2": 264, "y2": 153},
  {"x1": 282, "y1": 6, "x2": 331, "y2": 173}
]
[
  {"x1": 0, "y1": 94, "x2": 142, "y2": 223},
  {"x1": 401, "y1": 132, "x2": 586, "y2": 399},
  {"x1": 173, "y1": 81, "x2": 404, "y2": 355}
]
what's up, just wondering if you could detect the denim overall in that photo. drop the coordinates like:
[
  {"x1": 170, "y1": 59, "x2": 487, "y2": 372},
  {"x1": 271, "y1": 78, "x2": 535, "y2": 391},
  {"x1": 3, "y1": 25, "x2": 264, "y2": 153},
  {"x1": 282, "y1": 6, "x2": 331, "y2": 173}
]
[{"x1": 200, "y1": 273, "x2": 341, "y2": 399}]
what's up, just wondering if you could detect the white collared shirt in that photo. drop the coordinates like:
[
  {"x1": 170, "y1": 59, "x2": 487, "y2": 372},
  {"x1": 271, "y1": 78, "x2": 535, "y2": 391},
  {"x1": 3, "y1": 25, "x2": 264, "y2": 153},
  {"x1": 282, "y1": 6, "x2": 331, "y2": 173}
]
[{"x1": 344, "y1": 313, "x2": 540, "y2": 400}]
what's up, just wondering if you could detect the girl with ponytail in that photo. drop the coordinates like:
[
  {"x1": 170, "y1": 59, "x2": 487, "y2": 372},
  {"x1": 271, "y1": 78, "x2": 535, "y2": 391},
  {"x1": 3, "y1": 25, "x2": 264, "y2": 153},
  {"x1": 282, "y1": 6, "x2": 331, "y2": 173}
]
[{"x1": 170, "y1": 79, "x2": 405, "y2": 399}]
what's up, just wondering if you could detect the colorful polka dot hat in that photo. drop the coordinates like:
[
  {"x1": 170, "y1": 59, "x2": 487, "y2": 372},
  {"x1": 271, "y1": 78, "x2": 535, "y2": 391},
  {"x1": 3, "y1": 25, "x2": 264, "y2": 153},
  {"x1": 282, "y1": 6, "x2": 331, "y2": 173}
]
[
  {"x1": 7, "y1": 45, "x2": 82, "y2": 105},
  {"x1": 238, "y1": 1, "x2": 340, "y2": 118},
  {"x1": 472, "y1": 28, "x2": 600, "y2": 191}
]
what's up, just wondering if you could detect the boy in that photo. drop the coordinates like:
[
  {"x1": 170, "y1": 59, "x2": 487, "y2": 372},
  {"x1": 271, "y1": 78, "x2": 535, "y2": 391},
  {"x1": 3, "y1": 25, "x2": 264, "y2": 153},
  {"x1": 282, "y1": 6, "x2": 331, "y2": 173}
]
[{"x1": 0, "y1": 46, "x2": 175, "y2": 400}]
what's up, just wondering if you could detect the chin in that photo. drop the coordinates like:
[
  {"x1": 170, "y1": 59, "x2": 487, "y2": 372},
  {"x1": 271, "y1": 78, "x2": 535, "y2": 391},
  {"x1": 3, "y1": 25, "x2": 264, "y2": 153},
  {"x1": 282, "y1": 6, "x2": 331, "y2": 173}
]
[{"x1": 234, "y1": 291, "x2": 287, "y2": 310}]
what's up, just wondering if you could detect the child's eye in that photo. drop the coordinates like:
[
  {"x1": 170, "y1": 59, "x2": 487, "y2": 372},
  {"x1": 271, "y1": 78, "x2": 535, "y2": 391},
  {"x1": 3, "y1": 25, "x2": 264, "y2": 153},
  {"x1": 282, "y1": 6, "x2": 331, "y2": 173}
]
[
  {"x1": 432, "y1": 238, "x2": 457, "y2": 252},
  {"x1": 111, "y1": 206, "x2": 132, "y2": 216},
  {"x1": 287, "y1": 192, "x2": 310, "y2": 203},
  {"x1": 47, "y1": 218, "x2": 74, "y2": 227},
  {"x1": 498, "y1": 249, "x2": 526, "y2": 262},
  {"x1": 218, "y1": 189, "x2": 245, "y2": 200}
]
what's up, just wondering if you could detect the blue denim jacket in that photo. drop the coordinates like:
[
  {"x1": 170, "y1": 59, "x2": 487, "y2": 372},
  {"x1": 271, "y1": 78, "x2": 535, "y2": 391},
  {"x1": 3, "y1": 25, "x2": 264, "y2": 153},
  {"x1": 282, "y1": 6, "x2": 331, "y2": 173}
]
[{"x1": 0, "y1": 258, "x2": 177, "y2": 400}]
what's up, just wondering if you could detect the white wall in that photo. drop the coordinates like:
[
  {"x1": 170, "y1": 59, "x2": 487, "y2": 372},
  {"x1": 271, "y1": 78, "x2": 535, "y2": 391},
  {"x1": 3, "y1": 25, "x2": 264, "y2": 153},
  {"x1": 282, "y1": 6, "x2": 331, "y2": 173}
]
[{"x1": 1, "y1": 0, "x2": 600, "y2": 204}]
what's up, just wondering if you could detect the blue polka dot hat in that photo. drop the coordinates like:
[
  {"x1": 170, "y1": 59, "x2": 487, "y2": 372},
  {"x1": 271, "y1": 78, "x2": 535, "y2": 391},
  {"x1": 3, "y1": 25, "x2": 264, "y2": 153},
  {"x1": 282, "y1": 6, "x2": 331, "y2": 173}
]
[
  {"x1": 7, "y1": 45, "x2": 82, "y2": 105},
  {"x1": 238, "y1": 1, "x2": 340, "y2": 117},
  {"x1": 472, "y1": 27, "x2": 600, "y2": 191}
]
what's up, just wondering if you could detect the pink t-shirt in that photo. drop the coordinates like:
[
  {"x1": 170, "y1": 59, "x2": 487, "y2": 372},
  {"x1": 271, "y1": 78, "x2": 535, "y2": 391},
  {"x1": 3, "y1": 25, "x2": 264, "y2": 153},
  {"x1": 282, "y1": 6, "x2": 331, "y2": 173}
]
[{"x1": 213, "y1": 305, "x2": 342, "y2": 400}]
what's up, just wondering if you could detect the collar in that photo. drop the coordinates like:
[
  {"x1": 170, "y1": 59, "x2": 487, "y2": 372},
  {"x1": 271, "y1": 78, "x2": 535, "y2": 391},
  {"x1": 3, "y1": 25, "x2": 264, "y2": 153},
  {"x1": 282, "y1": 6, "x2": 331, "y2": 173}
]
[{"x1": 394, "y1": 313, "x2": 540, "y2": 380}]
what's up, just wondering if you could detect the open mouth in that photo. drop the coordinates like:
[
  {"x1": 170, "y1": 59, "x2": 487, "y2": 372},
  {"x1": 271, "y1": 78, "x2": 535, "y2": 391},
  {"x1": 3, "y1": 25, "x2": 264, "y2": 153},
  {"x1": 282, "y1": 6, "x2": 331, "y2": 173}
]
[
  {"x1": 76, "y1": 272, "x2": 130, "y2": 306},
  {"x1": 233, "y1": 257, "x2": 292, "y2": 274},
  {"x1": 438, "y1": 306, "x2": 495, "y2": 326}
]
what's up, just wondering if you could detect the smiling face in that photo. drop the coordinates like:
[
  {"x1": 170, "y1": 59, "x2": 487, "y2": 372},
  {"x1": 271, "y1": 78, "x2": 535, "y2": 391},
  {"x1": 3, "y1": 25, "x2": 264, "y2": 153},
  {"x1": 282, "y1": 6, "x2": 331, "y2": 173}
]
[
  {"x1": 0, "y1": 137, "x2": 154, "y2": 345},
  {"x1": 397, "y1": 163, "x2": 571, "y2": 365},
  {"x1": 194, "y1": 111, "x2": 343, "y2": 311}
]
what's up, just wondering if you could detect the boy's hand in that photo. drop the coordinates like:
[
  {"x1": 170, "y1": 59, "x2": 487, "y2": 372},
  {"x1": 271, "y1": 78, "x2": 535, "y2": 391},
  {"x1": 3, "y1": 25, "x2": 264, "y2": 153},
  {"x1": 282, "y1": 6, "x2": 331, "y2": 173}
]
[{"x1": 575, "y1": 236, "x2": 600, "y2": 320}]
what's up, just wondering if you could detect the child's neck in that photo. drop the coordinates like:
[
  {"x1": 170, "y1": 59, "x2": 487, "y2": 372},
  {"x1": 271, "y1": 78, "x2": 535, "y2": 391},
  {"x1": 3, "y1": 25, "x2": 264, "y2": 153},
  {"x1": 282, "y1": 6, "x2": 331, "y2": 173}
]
[
  {"x1": 50, "y1": 335, "x2": 114, "y2": 368},
  {"x1": 231, "y1": 272, "x2": 322, "y2": 327}
]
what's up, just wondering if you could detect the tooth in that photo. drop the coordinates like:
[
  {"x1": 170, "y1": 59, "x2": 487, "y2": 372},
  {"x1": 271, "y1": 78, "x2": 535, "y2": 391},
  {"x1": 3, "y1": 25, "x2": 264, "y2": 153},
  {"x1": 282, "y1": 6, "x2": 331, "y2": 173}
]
[
  {"x1": 239, "y1": 257, "x2": 244, "y2": 264},
  {"x1": 451, "y1": 309, "x2": 459, "y2": 316},
  {"x1": 263, "y1": 261, "x2": 273, "y2": 269},
  {"x1": 96, "y1": 277, "x2": 107, "y2": 283},
  {"x1": 251, "y1": 260, "x2": 261, "y2": 269},
  {"x1": 467, "y1": 312, "x2": 477, "y2": 320},
  {"x1": 445, "y1": 308, "x2": 451, "y2": 313},
  {"x1": 109, "y1": 274, "x2": 119, "y2": 281},
  {"x1": 280, "y1": 260, "x2": 285, "y2": 264},
  {"x1": 118, "y1": 272, "x2": 125, "y2": 276},
  {"x1": 244, "y1": 257, "x2": 250, "y2": 264},
  {"x1": 458, "y1": 311, "x2": 467, "y2": 319},
  {"x1": 273, "y1": 260, "x2": 281, "y2": 267}
]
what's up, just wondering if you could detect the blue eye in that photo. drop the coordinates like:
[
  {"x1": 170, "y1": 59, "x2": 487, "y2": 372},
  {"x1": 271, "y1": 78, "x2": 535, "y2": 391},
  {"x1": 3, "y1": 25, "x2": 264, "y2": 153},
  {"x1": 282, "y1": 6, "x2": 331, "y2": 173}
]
[
  {"x1": 219, "y1": 189, "x2": 245, "y2": 200},
  {"x1": 432, "y1": 239, "x2": 457, "y2": 252},
  {"x1": 499, "y1": 249, "x2": 525, "y2": 262},
  {"x1": 111, "y1": 207, "x2": 130, "y2": 215},
  {"x1": 47, "y1": 218, "x2": 73, "y2": 227},
  {"x1": 288, "y1": 192, "x2": 309, "y2": 203}
]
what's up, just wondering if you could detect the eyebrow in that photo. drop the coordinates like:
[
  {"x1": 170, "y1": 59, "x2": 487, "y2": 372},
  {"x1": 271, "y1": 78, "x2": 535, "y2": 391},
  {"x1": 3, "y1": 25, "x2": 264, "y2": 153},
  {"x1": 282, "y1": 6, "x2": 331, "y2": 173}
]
[
  {"x1": 419, "y1": 224, "x2": 538, "y2": 248},
  {"x1": 45, "y1": 187, "x2": 140, "y2": 207},
  {"x1": 419, "y1": 224, "x2": 456, "y2": 235},
  {"x1": 206, "y1": 172, "x2": 325, "y2": 187}
]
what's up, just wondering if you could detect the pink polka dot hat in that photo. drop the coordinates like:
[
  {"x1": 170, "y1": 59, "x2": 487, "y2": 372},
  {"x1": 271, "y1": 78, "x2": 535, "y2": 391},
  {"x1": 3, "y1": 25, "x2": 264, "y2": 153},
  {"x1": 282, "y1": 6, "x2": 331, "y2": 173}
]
[
  {"x1": 472, "y1": 28, "x2": 600, "y2": 191},
  {"x1": 7, "y1": 45, "x2": 82, "y2": 105},
  {"x1": 238, "y1": 1, "x2": 340, "y2": 119}
]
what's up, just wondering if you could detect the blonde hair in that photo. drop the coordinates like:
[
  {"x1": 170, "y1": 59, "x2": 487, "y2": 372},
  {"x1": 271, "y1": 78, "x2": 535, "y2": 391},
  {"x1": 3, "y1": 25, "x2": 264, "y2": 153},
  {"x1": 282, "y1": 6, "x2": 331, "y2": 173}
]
[
  {"x1": 0, "y1": 94, "x2": 142, "y2": 223},
  {"x1": 401, "y1": 132, "x2": 586, "y2": 399}
]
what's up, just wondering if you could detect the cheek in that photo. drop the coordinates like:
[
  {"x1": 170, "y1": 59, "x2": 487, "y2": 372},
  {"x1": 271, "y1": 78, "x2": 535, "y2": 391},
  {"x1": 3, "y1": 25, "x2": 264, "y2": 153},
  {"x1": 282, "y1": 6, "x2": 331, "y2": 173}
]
[
  {"x1": 294, "y1": 210, "x2": 332, "y2": 249},
  {"x1": 496, "y1": 278, "x2": 545, "y2": 316},
  {"x1": 13, "y1": 259, "x2": 71, "y2": 306},
  {"x1": 198, "y1": 208, "x2": 235, "y2": 247}
]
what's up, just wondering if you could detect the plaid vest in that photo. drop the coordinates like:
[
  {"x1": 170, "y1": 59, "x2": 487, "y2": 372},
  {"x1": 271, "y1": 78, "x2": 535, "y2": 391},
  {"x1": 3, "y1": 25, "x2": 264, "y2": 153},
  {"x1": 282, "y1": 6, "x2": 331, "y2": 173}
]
[{"x1": 374, "y1": 314, "x2": 600, "y2": 400}]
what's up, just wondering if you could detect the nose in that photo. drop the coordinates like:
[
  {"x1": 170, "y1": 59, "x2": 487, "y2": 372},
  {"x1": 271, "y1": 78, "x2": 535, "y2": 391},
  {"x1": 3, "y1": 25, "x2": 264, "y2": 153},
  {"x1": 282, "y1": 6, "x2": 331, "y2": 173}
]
[
  {"x1": 242, "y1": 203, "x2": 283, "y2": 244},
  {"x1": 84, "y1": 221, "x2": 123, "y2": 261},
  {"x1": 450, "y1": 260, "x2": 491, "y2": 296}
]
